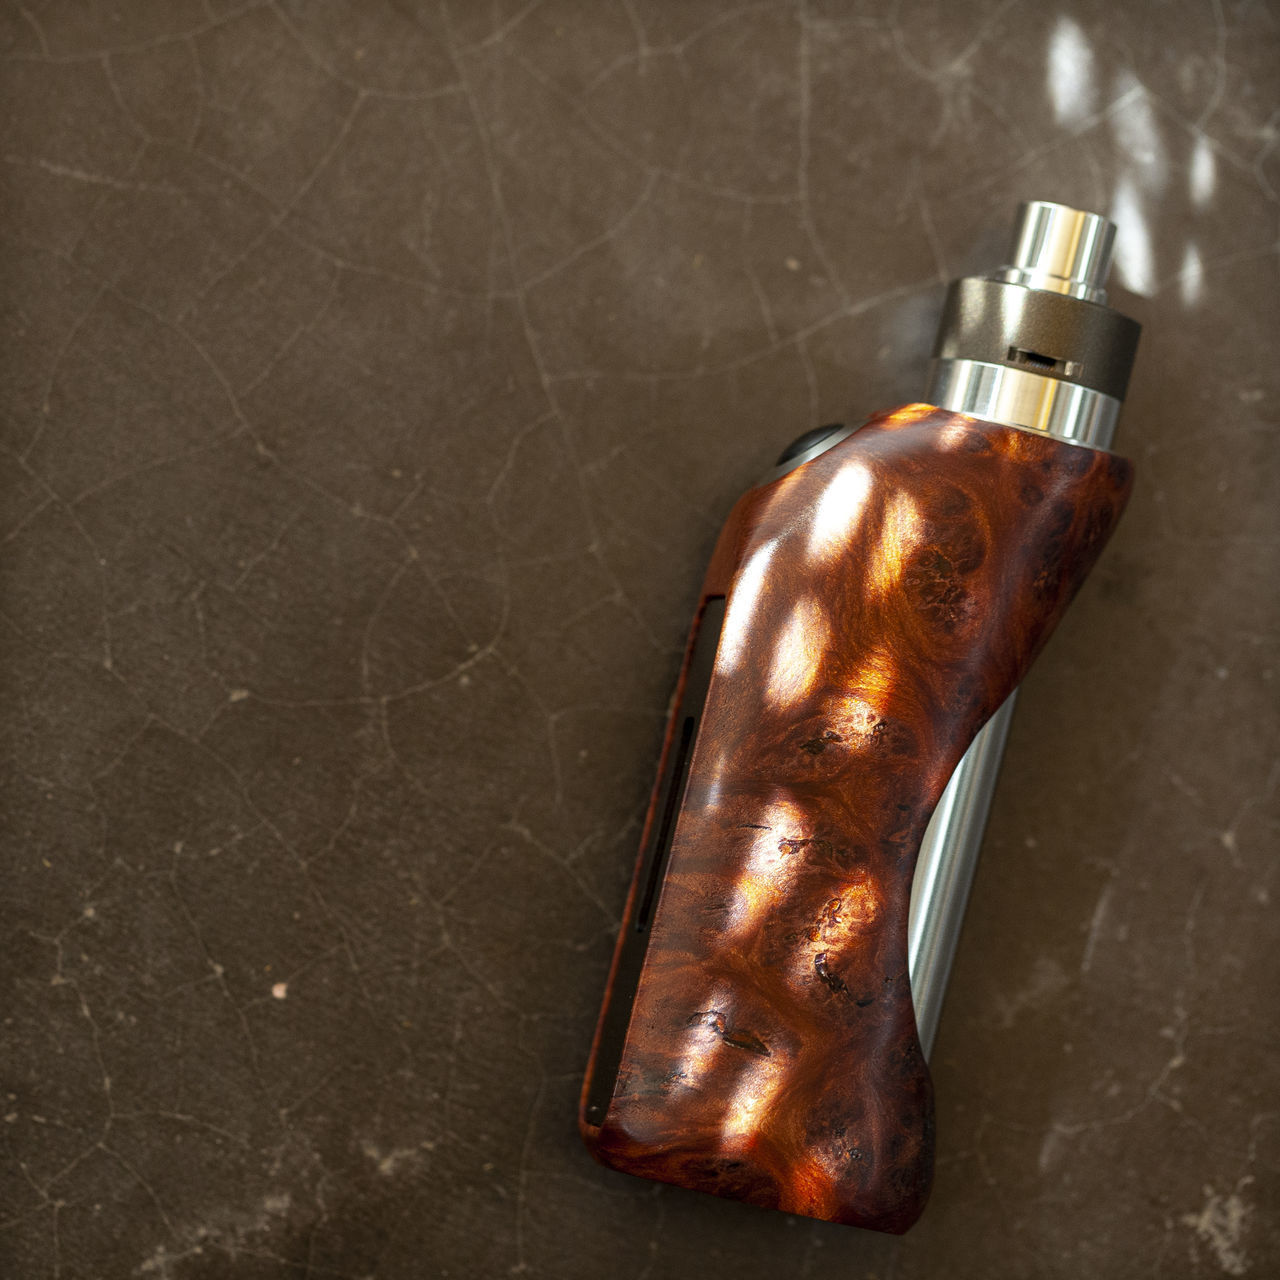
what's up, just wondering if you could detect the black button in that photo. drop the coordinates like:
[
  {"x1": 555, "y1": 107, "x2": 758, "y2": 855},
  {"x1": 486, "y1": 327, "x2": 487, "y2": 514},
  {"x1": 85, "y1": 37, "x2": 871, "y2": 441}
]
[{"x1": 775, "y1": 423, "x2": 845, "y2": 466}]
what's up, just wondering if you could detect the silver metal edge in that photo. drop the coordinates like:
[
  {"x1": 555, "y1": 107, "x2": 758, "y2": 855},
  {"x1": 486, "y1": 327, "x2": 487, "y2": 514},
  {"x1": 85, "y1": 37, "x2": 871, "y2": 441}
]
[
  {"x1": 907, "y1": 337, "x2": 1122, "y2": 1056},
  {"x1": 909, "y1": 696, "x2": 1017, "y2": 1057},
  {"x1": 926, "y1": 358, "x2": 1121, "y2": 449}
]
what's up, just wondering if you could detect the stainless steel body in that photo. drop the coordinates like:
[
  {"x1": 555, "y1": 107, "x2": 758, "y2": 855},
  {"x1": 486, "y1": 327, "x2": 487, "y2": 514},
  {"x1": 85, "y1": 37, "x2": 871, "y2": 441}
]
[
  {"x1": 926, "y1": 359, "x2": 1120, "y2": 447},
  {"x1": 907, "y1": 201, "x2": 1136, "y2": 1055}
]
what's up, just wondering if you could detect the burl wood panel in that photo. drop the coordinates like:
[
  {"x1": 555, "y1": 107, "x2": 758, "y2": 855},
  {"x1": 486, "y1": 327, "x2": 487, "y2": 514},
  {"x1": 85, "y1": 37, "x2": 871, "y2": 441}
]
[{"x1": 581, "y1": 405, "x2": 1133, "y2": 1232}]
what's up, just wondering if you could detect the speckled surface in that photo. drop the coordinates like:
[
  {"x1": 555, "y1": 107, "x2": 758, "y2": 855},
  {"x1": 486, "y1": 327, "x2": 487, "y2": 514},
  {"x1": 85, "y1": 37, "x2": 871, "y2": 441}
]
[{"x1": 1, "y1": 3, "x2": 1276, "y2": 1277}]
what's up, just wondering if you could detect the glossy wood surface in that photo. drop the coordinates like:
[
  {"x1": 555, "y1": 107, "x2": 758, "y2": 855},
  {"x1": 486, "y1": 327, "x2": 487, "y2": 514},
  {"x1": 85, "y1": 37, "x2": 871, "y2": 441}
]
[{"x1": 581, "y1": 404, "x2": 1133, "y2": 1232}]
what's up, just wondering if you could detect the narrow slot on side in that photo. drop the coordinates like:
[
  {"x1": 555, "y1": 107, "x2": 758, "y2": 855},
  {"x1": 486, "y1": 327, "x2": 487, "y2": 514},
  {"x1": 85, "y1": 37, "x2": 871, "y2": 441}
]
[
  {"x1": 1007, "y1": 345, "x2": 1083, "y2": 378},
  {"x1": 635, "y1": 714, "x2": 695, "y2": 932},
  {"x1": 582, "y1": 596, "x2": 726, "y2": 1127}
]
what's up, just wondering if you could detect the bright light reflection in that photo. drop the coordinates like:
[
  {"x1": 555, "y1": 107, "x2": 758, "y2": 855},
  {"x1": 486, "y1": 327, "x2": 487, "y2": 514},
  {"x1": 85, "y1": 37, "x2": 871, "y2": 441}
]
[
  {"x1": 728, "y1": 874, "x2": 776, "y2": 935},
  {"x1": 827, "y1": 644, "x2": 898, "y2": 714},
  {"x1": 1189, "y1": 135, "x2": 1216, "y2": 208},
  {"x1": 1179, "y1": 242, "x2": 1204, "y2": 307},
  {"x1": 939, "y1": 418, "x2": 975, "y2": 447},
  {"x1": 1109, "y1": 177, "x2": 1155, "y2": 296},
  {"x1": 765, "y1": 597, "x2": 828, "y2": 708},
  {"x1": 818, "y1": 878, "x2": 880, "y2": 937},
  {"x1": 884, "y1": 404, "x2": 936, "y2": 425},
  {"x1": 829, "y1": 692, "x2": 883, "y2": 732},
  {"x1": 865, "y1": 489, "x2": 923, "y2": 601},
  {"x1": 718, "y1": 538, "x2": 777, "y2": 671},
  {"x1": 1047, "y1": 17, "x2": 1096, "y2": 126},
  {"x1": 726, "y1": 801, "x2": 810, "y2": 937},
  {"x1": 669, "y1": 983, "x2": 731, "y2": 1087},
  {"x1": 722, "y1": 1057, "x2": 785, "y2": 1141},
  {"x1": 807, "y1": 461, "x2": 872, "y2": 559}
]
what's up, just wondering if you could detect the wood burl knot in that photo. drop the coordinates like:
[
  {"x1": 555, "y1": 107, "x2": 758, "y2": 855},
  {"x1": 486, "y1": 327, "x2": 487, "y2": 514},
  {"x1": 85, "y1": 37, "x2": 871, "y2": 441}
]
[{"x1": 581, "y1": 404, "x2": 1133, "y2": 1232}]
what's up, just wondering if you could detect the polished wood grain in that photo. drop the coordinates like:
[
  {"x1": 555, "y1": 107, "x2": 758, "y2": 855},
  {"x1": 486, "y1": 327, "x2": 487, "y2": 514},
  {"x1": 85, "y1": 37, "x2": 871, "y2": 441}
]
[{"x1": 581, "y1": 405, "x2": 1133, "y2": 1232}]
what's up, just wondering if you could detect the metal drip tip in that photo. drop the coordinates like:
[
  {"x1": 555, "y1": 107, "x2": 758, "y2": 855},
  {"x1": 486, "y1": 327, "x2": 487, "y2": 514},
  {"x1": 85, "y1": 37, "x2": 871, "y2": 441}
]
[{"x1": 997, "y1": 201, "x2": 1117, "y2": 303}]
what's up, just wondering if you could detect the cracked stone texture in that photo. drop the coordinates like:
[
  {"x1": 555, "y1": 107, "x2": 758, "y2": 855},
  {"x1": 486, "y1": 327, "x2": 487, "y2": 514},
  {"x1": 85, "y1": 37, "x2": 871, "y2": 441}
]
[{"x1": 1, "y1": 2, "x2": 1277, "y2": 1277}]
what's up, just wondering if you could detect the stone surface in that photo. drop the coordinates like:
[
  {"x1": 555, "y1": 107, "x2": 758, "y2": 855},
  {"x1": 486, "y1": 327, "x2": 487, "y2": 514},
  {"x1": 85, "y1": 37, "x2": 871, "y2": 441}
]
[{"x1": 1, "y1": 2, "x2": 1276, "y2": 1277}]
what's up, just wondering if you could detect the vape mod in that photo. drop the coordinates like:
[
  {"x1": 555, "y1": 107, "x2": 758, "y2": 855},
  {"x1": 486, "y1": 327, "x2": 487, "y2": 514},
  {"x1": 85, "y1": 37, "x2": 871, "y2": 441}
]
[{"x1": 580, "y1": 202, "x2": 1140, "y2": 1232}]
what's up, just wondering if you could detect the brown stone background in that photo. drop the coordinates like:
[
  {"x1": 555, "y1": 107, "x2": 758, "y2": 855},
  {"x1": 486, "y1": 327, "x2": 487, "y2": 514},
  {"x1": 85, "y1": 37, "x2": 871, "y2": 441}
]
[{"x1": 1, "y1": 2, "x2": 1277, "y2": 1277}]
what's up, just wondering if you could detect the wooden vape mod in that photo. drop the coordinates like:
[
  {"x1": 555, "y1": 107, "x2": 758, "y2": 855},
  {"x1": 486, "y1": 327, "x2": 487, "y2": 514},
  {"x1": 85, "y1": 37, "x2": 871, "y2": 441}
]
[{"x1": 581, "y1": 203, "x2": 1141, "y2": 1232}]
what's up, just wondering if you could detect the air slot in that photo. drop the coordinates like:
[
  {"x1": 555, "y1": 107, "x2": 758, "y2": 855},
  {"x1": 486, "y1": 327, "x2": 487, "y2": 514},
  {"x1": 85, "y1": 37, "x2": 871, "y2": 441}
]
[
  {"x1": 1007, "y1": 345, "x2": 1083, "y2": 379},
  {"x1": 636, "y1": 714, "x2": 695, "y2": 931},
  {"x1": 581, "y1": 596, "x2": 725, "y2": 1127}
]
